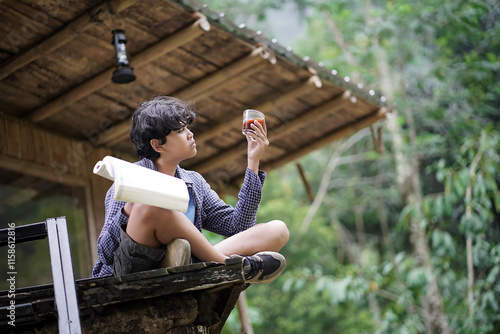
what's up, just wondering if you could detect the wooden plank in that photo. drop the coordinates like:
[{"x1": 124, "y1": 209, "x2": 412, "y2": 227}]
[
  {"x1": 121, "y1": 0, "x2": 179, "y2": 33},
  {"x1": 68, "y1": 32, "x2": 115, "y2": 63},
  {"x1": 154, "y1": 47, "x2": 218, "y2": 81},
  {"x1": 2, "y1": 1, "x2": 62, "y2": 31},
  {"x1": 252, "y1": 58, "x2": 309, "y2": 88},
  {"x1": 21, "y1": 0, "x2": 96, "y2": 22},
  {"x1": 42, "y1": 46, "x2": 104, "y2": 79},
  {"x1": 260, "y1": 108, "x2": 389, "y2": 171},
  {"x1": 0, "y1": 0, "x2": 140, "y2": 79},
  {"x1": 5, "y1": 119, "x2": 22, "y2": 159},
  {"x1": 33, "y1": 126, "x2": 50, "y2": 167},
  {"x1": 184, "y1": 28, "x2": 249, "y2": 67},
  {"x1": 177, "y1": 47, "x2": 270, "y2": 101},
  {"x1": 69, "y1": 140, "x2": 86, "y2": 177},
  {"x1": 41, "y1": 105, "x2": 113, "y2": 138},
  {"x1": 0, "y1": 118, "x2": 7, "y2": 155},
  {"x1": 19, "y1": 62, "x2": 69, "y2": 97},
  {"x1": 20, "y1": 123, "x2": 36, "y2": 163},
  {"x1": 0, "y1": 81, "x2": 44, "y2": 115},
  {"x1": 25, "y1": 17, "x2": 210, "y2": 123},
  {"x1": 192, "y1": 88, "x2": 348, "y2": 174},
  {"x1": 0, "y1": 4, "x2": 56, "y2": 54},
  {"x1": 0, "y1": 153, "x2": 86, "y2": 187},
  {"x1": 0, "y1": 259, "x2": 246, "y2": 332},
  {"x1": 138, "y1": 63, "x2": 190, "y2": 94}
]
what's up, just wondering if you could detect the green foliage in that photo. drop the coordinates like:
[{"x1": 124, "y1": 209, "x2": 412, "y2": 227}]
[
  {"x1": 0, "y1": 194, "x2": 89, "y2": 290},
  {"x1": 203, "y1": 0, "x2": 500, "y2": 332}
]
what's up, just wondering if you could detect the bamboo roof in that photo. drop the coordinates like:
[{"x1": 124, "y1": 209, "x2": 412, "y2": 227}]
[{"x1": 0, "y1": 0, "x2": 388, "y2": 195}]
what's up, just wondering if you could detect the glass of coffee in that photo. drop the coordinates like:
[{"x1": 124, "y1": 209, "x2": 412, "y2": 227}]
[{"x1": 242, "y1": 109, "x2": 265, "y2": 135}]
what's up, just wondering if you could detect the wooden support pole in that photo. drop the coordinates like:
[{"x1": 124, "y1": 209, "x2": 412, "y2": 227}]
[
  {"x1": 236, "y1": 291, "x2": 254, "y2": 334},
  {"x1": 25, "y1": 17, "x2": 210, "y2": 123},
  {"x1": 194, "y1": 90, "x2": 352, "y2": 174},
  {"x1": 0, "y1": 0, "x2": 139, "y2": 80},
  {"x1": 98, "y1": 46, "x2": 273, "y2": 146},
  {"x1": 196, "y1": 75, "x2": 322, "y2": 143},
  {"x1": 296, "y1": 162, "x2": 315, "y2": 202}
]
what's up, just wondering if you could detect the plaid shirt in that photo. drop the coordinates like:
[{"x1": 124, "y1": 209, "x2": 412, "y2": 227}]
[{"x1": 92, "y1": 158, "x2": 266, "y2": 277}]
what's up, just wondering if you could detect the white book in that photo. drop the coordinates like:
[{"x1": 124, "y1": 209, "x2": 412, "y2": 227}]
[{"x1": 93, "y1": 156, "x2": 189, "y2": 212}]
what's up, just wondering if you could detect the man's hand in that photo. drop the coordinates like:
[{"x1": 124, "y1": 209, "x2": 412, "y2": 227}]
[{"x1": 245, "y1": 119, "x2": 269, "y2": 174}]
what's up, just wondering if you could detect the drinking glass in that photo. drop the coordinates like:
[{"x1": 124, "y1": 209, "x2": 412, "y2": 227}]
[{"x1": 242, "y1": 109, "x2": 265, "y2": 135}]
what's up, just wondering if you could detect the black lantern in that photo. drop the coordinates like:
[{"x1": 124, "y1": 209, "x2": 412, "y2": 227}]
[{"x1": 111, "y1": 29, "x2": 136, "y2": 84}]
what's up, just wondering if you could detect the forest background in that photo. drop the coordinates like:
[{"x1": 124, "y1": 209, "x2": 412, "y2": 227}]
[
  {"x1": 0, "y1": 0, "x2": 498, "y2": 333},
  {"x1": 202, "y1": 0, "x2": 500, "y2": 333}
]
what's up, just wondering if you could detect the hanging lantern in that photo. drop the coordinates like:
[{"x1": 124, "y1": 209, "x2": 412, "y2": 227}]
[{"x1": 111, "y1": 29, "x2": 136, "y2": 84}]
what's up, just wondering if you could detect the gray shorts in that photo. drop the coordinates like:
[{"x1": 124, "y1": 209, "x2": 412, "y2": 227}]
[{"x1": 113, "y1": 225, "x2": 166, "y2": 276}]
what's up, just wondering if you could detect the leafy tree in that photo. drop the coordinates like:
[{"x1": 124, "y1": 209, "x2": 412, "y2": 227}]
[{"x1": 205, "y1": 0, "x2": 500, "y2": 333}]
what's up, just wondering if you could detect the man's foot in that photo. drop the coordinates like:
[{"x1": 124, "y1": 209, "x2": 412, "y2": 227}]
[
  {"x1": 233, "y1": 252, "x2": 286, "y2": 284},
  {"x1": 161, "y1": 238, "x2": 192, "y2": 268}
]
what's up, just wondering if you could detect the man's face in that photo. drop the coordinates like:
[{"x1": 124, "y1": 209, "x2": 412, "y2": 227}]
[{"x1": 163, "y1": 124, "x2": 197, "y2": 161}]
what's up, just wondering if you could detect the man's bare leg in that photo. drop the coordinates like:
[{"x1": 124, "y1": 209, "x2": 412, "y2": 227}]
[
  {"x1": 125, "y1": 204, "x2": 288, "y2": 283},
  {"x1": 126, "y1": 203, "x2": 228, "y2": 263},
  {"x1": 214, "y1": 220, "x2": 289, "y2": 256}
]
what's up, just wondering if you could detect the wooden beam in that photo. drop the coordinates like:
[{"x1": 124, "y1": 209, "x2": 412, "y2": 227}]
[
  {"x1": 0, "y1": 0, "x2": 139, "y2": 80},
  {"x1": 98, "y1": 46, "x2": 273, "y2": 146},
  {"x1": 25, "y1": 17, "x2": 211, "y2": 123},
  {"x1": 99, "y1": 119, "x2": 132, "y2": 146},
  {"x1": 268, "y1": 90, "x2": 353, "y2": 141},
  {"x1": 193, "y1": 90, "x2": 353, "y2": 174},
  {"x1": 0, "y1": 153, "x2": 87, "y2": 187},
  {"x1": 262, "y1": 107, "x2": 388, "y2": 171},
  {"x1": 196, "y1": 75, "x2": 322, "y2": 143},
  {"x1": 177, "y1": 47, "x2": 271, "y2": 101}
]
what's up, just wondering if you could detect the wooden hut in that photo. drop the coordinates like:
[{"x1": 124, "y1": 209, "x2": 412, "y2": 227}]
[{"x1": 0, "y1": 0, "x2": 388, "y2": 332}]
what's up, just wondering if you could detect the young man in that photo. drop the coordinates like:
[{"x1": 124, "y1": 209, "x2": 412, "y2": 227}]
[{"x1": 92, "y1": 96, "x2": 289, "y2": 284}]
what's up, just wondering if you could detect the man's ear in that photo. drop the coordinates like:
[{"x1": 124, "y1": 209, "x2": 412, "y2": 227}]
[{"x1": 150, "y1": 139, "x2": 162, "y2": 153}]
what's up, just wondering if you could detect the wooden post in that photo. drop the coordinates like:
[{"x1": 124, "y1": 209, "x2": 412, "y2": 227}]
[
  {"x1": 236, "y1": 291, "x2": 253, "y2": 334},
  {"x1": 296, "y1": 162, "x2": 315, "y2": 202}
]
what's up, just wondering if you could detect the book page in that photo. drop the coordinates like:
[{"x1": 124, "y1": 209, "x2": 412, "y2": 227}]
[{"x1": 93, "y1": 156, "x2": 189, "y2": 212}]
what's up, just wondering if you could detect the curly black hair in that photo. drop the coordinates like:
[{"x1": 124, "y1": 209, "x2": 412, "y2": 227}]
[{"x1": 130, "y1": 96, "x2": 195, "y2": 160}]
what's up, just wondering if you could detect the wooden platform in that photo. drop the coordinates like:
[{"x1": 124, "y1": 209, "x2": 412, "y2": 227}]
[{"x1": 0, "y1": 258, "x2": 247, "y2": 334}]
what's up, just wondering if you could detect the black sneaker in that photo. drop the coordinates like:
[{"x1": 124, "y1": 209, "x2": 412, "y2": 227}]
[{"x1": 233, "y1": 252, "x2": 286, "y2": 284}]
